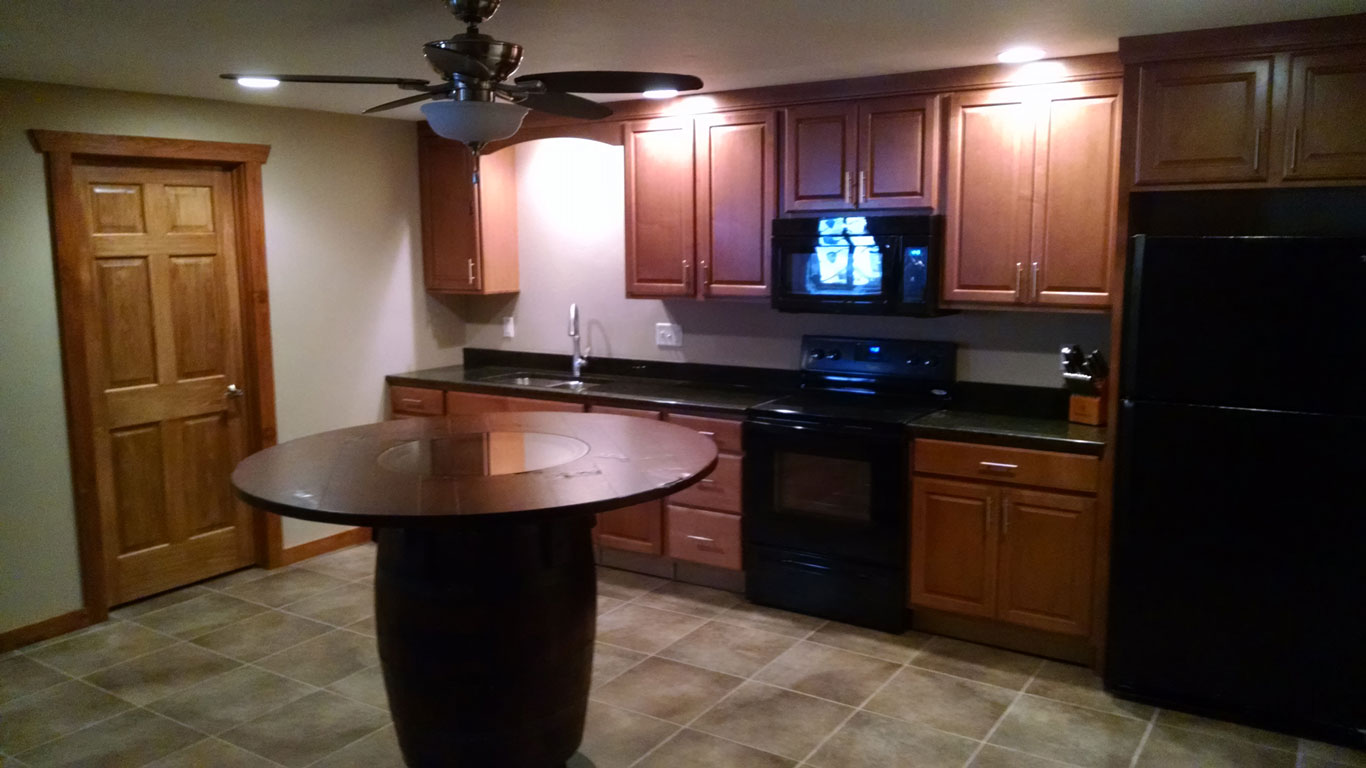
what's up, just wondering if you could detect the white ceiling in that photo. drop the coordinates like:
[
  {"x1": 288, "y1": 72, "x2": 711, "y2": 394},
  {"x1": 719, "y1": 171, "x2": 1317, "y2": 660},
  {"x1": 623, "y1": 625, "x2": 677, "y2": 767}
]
[{"x1": 3, "y1": 0, "x2": 1364, "y2": 122}]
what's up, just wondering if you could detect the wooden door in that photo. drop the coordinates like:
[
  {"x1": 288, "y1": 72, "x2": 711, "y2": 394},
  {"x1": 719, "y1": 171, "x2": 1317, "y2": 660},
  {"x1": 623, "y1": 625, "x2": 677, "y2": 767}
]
[
  {"x1": 1030, "y1": 80, "x2": 1120, "y2": 308},
  {"x1": 909, "y1": 477, "x2": 997, "y2": 617},
  {"x1": 996, "y1": 488, "x2": 1095, "y2": 636},
  {"x1": 624, "y1": 117, "x2": 696, "y2": 298},
  {"x1": 73, "y1": 165, "x2": 255, "y2": 604},
  {"x1": 473, "y1": 148, "x2": 520, "y2": 294},
  {"x1": 857, "y1": 95, "x2": 939, "y2": 210},
  {"x1": 1134, "y1": 57, "x2": 1274, "y2": 185},
  {"x1": 695, "y1": 109, "x2": 777, "y2": 299},
  {"x1": 419, "y1": 135, "x2": 480, "y2": 292},
  {"x1": 942, "y1": 87, "x2": 1036, "y2": 304},
  {"x1": 1283, "y1": 48, "x2": 1366, "y2": 181},
  {"x1": 781, "y1": 102, "x2": 858, "y2": 213}
]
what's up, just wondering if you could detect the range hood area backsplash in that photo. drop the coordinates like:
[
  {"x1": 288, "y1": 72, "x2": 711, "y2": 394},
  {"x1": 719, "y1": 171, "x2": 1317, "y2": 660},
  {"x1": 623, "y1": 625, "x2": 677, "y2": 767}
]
[{"x1": 453, "y1": 139, "x2": 1109, "y2": 390}]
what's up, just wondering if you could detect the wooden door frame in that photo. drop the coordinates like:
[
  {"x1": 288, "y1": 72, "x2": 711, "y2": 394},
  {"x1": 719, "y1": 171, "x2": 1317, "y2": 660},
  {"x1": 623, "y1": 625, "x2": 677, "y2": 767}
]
[{"x1": 29, "y1": 130, "x2": 282, "y2": 625}]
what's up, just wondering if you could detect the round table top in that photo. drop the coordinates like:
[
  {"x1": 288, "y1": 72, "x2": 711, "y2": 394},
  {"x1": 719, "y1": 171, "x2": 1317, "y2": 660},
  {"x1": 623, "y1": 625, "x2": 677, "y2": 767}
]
[{"x1": 230, "y1": 412, "x2": 719, "y2": 527}]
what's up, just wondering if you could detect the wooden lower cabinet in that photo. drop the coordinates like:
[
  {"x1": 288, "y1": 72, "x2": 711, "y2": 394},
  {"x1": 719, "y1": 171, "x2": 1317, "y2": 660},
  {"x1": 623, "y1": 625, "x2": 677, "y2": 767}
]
[
  {"x1": 388, "y1": 385, "x2": 587, "y2": 419},
  {"x1": 596, "y1": 501, "x2": 664, "y2": 555},
  {"x1": 910, "y1": 478, "x2": 997, "y2": 618},
  {"x1": 666, "y1": 505, "x2": 741, "y2": 570}
]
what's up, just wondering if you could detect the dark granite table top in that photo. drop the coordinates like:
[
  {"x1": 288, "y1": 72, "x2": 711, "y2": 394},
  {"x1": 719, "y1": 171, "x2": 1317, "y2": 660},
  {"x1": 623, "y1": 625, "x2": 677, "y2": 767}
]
[{"x1": 907, "y1": 410, "x2": 1106, "y2": 456}]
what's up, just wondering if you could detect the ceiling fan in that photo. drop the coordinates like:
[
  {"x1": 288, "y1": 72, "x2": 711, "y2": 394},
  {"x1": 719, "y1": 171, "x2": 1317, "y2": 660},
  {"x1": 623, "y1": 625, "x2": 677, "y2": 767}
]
[{"x1": 221, "y1": 0, "x2": 703, "y2": 159}]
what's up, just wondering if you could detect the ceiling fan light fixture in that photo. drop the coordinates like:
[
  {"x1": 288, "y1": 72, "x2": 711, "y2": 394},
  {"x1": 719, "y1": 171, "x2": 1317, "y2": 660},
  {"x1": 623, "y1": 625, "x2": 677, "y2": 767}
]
[
  {"x1": 642, "y1": 89, "x2": 679, "y2": 100},
  {"x1": 235, "y1": 77, "x2": 281, "y2": 89},
  {"x1": 421, "y1": 100, "x2": 530, "y2": 144}
]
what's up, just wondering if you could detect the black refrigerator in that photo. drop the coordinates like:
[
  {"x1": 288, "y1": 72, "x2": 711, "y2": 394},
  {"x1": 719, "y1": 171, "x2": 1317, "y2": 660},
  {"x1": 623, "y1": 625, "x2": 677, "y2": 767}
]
[{"x1": 1107, "y1": 235, "x2": 1366, "y2": 746}]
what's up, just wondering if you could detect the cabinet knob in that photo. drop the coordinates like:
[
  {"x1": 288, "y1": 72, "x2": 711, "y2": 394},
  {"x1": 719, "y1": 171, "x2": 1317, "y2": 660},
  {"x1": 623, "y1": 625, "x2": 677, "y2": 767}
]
[{"x1": 226, "y1": 384, "x2": 246, "y2": 398}]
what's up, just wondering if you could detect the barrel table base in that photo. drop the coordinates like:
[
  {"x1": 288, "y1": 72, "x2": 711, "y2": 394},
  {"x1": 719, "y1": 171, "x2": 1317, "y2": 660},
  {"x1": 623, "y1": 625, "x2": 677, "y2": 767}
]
[{"x1": 375, "y1": 516, "x2": 597, "y2": 767}]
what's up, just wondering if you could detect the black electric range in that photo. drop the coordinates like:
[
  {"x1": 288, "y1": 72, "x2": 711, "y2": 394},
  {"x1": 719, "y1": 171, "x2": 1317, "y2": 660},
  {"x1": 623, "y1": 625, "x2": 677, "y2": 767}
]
[{"x1": 742, "y1": 336, "x2": 956, "y2": 631}]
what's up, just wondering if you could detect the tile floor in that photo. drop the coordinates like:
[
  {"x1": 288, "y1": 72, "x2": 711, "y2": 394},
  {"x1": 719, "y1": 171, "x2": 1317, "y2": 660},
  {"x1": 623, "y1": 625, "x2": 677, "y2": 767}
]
[{"x1": 1, "y1": 543, "x2": 1362, "y2": 768}]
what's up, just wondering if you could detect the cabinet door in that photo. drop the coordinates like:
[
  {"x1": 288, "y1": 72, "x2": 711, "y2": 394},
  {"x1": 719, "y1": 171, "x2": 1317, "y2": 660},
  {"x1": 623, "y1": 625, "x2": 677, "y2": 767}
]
[
  {"x1": 597, "y1": 501, "x2": 664, "y2": 555},
  {"x1": 666, "y1": 505, "x2": 741, "y2": 570},
  {"x1": 996, "y1": 488, "x2": 1095, "y2": 636},
  {"x1": 503, "y1": 397, "x2": 584, "y2": 413},
  {"x1": 445, "y1": 391, "x2": 509, "y2": 415},
  {"x1": 1031, "y1": 80, "x2": 1120, "y2": 308},
  {"x1": 473, "y1": 148, "x2": 519, "y2": 294},
  {"x1": 1135, "y1": 57, "x2": 1274, "y2": 185},
  {"x1": 418, "y1": 136, "x2": 480, "y2": 292},
  {"x1": 942, "y1": 88, "x2": 1036, "y2": 304},
  {"x1": 1284, "y1": 48, "x2": 1366, "y2": 181},
  {"x1": 624, "y1": 117, "x2": 696, "y2": 297},
  {"x1": 857, "y1": 95, "x2": 939, "y2": 210},
  {"x1": 782, "y1": 102, "x2": 858, "y2": 213},
  {"x1": 910, "y1": 477, "x2": 997, "y2": 617},
  {"x1": 695, "y1": 110, "x2": 777, "y2": 299}
]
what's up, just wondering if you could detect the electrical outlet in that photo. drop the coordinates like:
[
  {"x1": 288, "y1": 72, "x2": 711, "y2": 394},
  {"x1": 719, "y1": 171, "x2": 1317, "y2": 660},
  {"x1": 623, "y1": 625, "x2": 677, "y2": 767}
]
[
  {"x1": 655, "y1": 322, "x2": 682, "y2": 348},
  {"x1": 502, "y1": 316, "x2": 515, "y2": 339}
]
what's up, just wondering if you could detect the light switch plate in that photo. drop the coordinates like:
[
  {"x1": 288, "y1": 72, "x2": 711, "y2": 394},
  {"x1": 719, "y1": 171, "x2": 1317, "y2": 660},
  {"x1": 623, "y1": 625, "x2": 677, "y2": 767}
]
[
  {"x1": 502, "y1": 316, "x2": 515, "y2": 339},
  {"x1": 655, "y1": 322, "x2": 682, "y2": 348}
]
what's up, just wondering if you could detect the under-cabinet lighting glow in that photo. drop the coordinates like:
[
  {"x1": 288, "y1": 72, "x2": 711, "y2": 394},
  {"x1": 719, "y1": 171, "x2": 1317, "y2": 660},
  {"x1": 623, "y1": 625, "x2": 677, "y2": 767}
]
[
  {"x1": 235, "y1": 77, "x2": 281, "y2": 89},
  {"x1": 1010, "y1": 60, "x2": 1068, "y2": 83},
  {"x1": 643, "y1": 89, "x2": 679, "y2": 100},
  {"x1": 997, "y1": 46, "x2": 1045, "y2": 63}
]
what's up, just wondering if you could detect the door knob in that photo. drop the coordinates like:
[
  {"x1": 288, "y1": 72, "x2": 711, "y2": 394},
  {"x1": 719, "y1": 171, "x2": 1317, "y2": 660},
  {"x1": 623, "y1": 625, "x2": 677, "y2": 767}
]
[{"x1": 226, "y1": 384, "x2": 246, "y2": 398}]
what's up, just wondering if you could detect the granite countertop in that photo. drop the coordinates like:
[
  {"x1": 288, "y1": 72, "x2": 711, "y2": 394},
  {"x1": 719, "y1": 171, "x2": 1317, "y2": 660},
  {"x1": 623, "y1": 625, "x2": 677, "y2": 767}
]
[{"x1": 908, "y1": 410, "x2": 1107, "y2": 455}]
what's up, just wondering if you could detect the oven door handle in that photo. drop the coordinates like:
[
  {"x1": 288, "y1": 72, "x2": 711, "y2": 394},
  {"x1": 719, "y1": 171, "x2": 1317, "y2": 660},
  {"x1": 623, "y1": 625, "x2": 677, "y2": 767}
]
[{"x1": 780, "y1": 558, "x2": 833, "y2": 572}]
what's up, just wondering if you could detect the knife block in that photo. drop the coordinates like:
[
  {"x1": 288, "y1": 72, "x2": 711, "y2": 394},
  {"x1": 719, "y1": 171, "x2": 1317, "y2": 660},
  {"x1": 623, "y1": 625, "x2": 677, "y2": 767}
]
[{"x1": 1068, "y1": 381, "x2": 1107, "y2": 426}]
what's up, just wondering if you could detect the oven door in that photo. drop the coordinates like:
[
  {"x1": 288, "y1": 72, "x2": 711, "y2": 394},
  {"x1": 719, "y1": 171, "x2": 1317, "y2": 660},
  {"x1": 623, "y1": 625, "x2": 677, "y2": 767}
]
[
  {"x1": 771, "y1": 235, "x2": 900, "y2": 314},
  {"x1": 742, "y1": 416, "x2": 907, "y2": 566}
]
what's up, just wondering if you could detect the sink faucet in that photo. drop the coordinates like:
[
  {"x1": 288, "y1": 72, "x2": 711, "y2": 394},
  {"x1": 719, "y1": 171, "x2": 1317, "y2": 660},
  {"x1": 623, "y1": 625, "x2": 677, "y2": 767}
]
[{"x1": 568, "y1": 303, "x2": 590, "y2": 378}]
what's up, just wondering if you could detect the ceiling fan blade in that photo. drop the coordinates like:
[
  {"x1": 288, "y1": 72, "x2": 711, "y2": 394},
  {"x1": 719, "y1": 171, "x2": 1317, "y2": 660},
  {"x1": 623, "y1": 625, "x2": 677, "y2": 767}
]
[
  {"x1": 422, "y1": 44, "x2": 494, "y2": 80},
  {"x1": 363, "y1": 90, "x2": 449, "y2": 114},
  {"x1": 514, "y1": 71, "x2": 702, "y2": 94},
  {"x1": 518, "y1": 91, "x2": 612, "y2": 120},
  {"x1": 221, "y1": 73, "x2": 433, "y2": 90}
]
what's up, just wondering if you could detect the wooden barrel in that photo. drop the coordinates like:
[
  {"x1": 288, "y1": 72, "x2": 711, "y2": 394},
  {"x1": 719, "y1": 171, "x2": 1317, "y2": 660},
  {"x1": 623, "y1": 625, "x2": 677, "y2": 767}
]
[{"x1": 374, "y1": 516, "x2": 596, "y2": 767}]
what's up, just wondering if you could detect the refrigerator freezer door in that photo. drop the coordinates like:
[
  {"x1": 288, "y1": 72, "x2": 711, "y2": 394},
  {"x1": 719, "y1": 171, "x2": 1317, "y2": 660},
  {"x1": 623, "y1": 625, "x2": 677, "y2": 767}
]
[{"x1": 1123, "y1": 236, "x2": 1366, "y2": 417}]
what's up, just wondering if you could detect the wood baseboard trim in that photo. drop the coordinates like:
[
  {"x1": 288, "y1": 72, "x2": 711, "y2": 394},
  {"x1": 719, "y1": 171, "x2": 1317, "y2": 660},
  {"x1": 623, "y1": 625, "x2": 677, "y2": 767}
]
[
  {"x1": 279, "y1": 527, "x2": 373, "y2": 567},
  {"x1": 912, "y1": 608, "x2": 1094, "y2": 667},
  {"x1": 0, "y1": 609, "x2": 90, "y2": 653}
]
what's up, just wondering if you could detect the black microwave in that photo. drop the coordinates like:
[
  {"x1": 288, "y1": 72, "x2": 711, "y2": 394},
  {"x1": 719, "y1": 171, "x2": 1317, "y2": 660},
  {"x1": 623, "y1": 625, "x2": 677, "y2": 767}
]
[{"x1": 770, "y1": 215, "x2": 946, "y2": 316}]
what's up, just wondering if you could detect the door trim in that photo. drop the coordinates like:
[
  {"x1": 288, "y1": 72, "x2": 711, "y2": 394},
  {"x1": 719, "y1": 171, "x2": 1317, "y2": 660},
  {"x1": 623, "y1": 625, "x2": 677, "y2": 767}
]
[{"x1": 29, "y1": 130, "x2": 280, "y2": 624}]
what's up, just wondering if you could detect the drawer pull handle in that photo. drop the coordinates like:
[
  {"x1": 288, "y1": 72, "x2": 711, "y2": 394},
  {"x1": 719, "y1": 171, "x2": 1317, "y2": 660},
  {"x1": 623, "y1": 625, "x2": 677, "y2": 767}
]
[
  {"x1": 698, "y1": 431, "x2": 716, "y2": 438},
  {"x1": 979, "y1": 461, "x2": 1019, "y2": 473},
  {"x1": 685, "y1": 534, "x2": 715, "y2": 543},
  {"x1": 400, "y1": 398, "x2": 424, "y2": 406},
  {"x1": 699, "y1": 478, "x2": 716, "y2": 485}
]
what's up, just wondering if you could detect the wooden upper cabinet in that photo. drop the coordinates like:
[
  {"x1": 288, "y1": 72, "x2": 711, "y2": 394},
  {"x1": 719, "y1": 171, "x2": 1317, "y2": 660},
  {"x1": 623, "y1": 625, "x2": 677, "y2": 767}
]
[
  {"x1": 858, "y1": 95, "x2": 940, "y2": 210},
  {"x1": 996, "y1": 488, "x2": 1095, "y2": 636},
  {"x1": 1284, "y1": 48, "x2": 1366, "y2": 181},
  {"x1": 624, "y1": 117, "x2": 696, "y2": 298},
  {"x1": 1134, "y1": 57, "x2": 1274, "y2": 185},
  {"x1": 942, "y1": 87, "x2": 1036, "y2": 304},
  {"x1": 782, "y1": 102, "x2": 858, "y2": 212},
  {"x1": 417, "y1": 135, "x2": 519, "y2": 294},
  {"x1": 695, "y1": 109, "x2": 777, "y2": 299},
  {"x1": 910, "y1": 477, "x2": 998, "y2": 618}
]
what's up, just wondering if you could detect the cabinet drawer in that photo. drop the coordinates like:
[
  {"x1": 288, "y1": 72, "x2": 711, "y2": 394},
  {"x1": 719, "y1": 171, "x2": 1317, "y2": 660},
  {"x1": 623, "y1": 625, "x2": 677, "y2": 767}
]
[
  {"x1": 667, "y1": 505, "x2": 742, "y2": 570},
  {"x1": 665, "y1": 413, "x2": 742, "y2": 453},
  {"x1": 390, "y1": 386, "x2": 445, "y2": 416},
  {"x1": 913, "y1": 439, "x2": 1099, "y2": 493},
  {"x1": 445, "y1": 391, "x2": 510, "y2": 415},
  {"x1": 589, "y1": 404, "x2": 662, "y2": 419},
  {"x1": 669, "y1": 453, "x2": 742, "y2": 513},
  {"x1": 505, "y1": 397, "x2": 585, "y2": 413}
]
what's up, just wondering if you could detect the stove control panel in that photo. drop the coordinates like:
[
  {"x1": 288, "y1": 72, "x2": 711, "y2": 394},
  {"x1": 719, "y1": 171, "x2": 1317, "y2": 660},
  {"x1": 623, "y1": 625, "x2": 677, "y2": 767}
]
[{"x1": 801, "y1": 335, "x2": 957, "y2": 381}]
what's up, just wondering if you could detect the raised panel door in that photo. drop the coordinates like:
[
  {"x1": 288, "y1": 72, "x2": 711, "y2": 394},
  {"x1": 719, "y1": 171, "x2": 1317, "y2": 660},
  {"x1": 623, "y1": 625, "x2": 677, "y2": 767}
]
[
  {"x1": 910, "y1": 477, "x2": 997, "y2": 617},
  {"x1": 858, "y1": 95, "x2": 939, "y2": 209},
  {"x1": 624, "y1": 117, "x2": 695, "y2": 297},
  {"x1": 1284, "y1": 48, "x2": 1366, "y2": 181},
  {"x1": 474, "y1": 147, "x2": 520, "y2": 294},
  {"x1": 782, "y1": 102, "x2": 858, "y2": 213},
  {"x1": 596, "y1": 501, "x2": 664, "y2": 555},
  {"x1": 1135, "y1": 57, "x2": 1273, "y2": 184},
  {"x1": 695, "y1": 110, "x2": 776, "y2": 298},
  {"x1": 942, "y1": 88, "x2": 1035, "y2": 304},
  {"x1": 418, "y1": 136, "x2": 480, "y2": 292},
  {"x1": 997, "y1": 488, "x2": 1095, "y2": 636}
]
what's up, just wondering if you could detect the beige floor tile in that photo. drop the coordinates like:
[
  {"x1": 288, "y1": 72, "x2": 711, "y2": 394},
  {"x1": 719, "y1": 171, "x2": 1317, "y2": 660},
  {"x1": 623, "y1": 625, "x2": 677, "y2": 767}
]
[
  {"x1": 146, "y1": 737, "x2": 282, "y2": 768},
  {"x1": 807, "y1": 622, "x2": 932, "y2": 665},
  {"x1": 109, "y1": 586, "x2": 211, "y2": 620},
  {"x1": 808, "y1": 709, "x2": 979, "y2": 768},
  {"x1": 597, "y1": 567, "x2": 669, "y2": 600},
  {"x1": 755, "y1": 641, "x2": 900, "y2": 706},
  {"x1": 714, "y1": 602, "x2": 825, "y2": 638},
  {"x1": 16, "y1": 709, "x2": 201, "y2": 768},
  {"x1": 637, "y1": 727, "x2": 795, "y2": 767},
  {"x1": 0, "y1": 656, "x2": 70, "y2": 706},
  {"x1": 865, "y1": 666, "x2": 1016, "y2": 740},
  {"x1": 83, "y1": 642, "x2": 240, "y2": 706},
  {"x1": 200, "y1": 567, "x2": 273, "y2": 590},
  {"x1": 24, "y1": 621, "x2": 179, "y2": 676},
  {"x1": 911, "y1": 637, "x2": 1043, "y2": 690},
  {"x1": 131, "y1": 593, "x2": 267, "y2": 640},
  {"x1": 968, "y1": 744, "x2": 1082, "y2": 767},
  {"x1": 1025, "y1": 661, "x2": 1154, "y2": 720},
  {"x1": 294, "y1": 544, "x2": 376, "y2": 582},
  {"x1": 220, "y1": 690, "x2": 389, "y2": 768},
  {"x1": 147, "y1": 665, "x2": 314, "y2": 735},
  {"x1": 579, "y1": 701, "x2": 678, "y2": 768},
  {"x1": 633, "y1": 581, "x2": 743, "y2": 618},
  {"x1": 327, "y1": 665, "x2": 389, "y2": 710},
  {"x1": 279, "y1": 583, "x2": 374, "y2": 627},
  {"x1": 1301, "y1": 738, "x2": 1366, "y2": 768},
  {"x1": 347, "y1": 616, "x2": 376, "y2": 637},
  {"x1": 0, "y1": 680, "x2": 133, "y2": 754},
  {"x1": 592, "y1": 657, "x2": 743, "y2": 724},
  {"x1": 989, "y1": 694, "x2": 1149, "y2": 768},
  {"x1": 658, "y1": 620, "x2": 798, "y2": 677},
  {"x1": 592, "y1": 643, "x2": 648, "y2": 689},
  {"x1": 222, "y1": 569, "x2": 349, "y2": 608},
  {"x1": 1155, "y1": 708, "x2": 1299, "y2": 751},
  {"x1": 598, "y1": 595, "x2": 627, "y2": 615},
  {"x1": 691, "y1": 681, "x2": 852, "y2": 760},
  {"x1": 256, "y1": 629, "x2": 379, "y2": 687},
  {"x1": 1136, "y1": 724, "x2": 1296, "y2": 768},
  {"x1": 311, "y1": 724, "x2": 405, "y2": 768},
  {"x1": 597, "y1": 605, "x2": 706, "y2": 654},
  {"x1": 190, "y1": 610, "x2": 332, "y2": 662}
]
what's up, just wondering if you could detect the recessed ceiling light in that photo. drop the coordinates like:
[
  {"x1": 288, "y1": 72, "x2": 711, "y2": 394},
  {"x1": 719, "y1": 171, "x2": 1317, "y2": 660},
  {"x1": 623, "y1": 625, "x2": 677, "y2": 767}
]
[
  {"x1": 998, "y1": 46, "x2": 1045, "y2": 64},
  {"x1": 642, "y1": 89, "x2": 679, "y2": 100},
  {"x1": 235, "y1": 77, "x2": 281, "y2": 89}
]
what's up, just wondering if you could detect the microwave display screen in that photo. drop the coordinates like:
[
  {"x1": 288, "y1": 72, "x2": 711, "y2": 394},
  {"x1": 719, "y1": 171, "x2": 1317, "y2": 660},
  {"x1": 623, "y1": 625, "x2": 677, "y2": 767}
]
[{"x1": 786, "y1": 217, "x2": 885, "y2": 297}]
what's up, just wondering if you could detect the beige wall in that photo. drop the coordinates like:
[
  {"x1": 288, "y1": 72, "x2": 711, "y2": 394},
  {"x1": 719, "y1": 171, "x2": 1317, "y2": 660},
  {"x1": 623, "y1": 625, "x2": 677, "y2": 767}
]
[
  {"x1": 461, "y1": 139, "x2": 1108, "y2": 387},
  {"x1": 0, "y1": 79, "x2": 463, "y2": 634}
]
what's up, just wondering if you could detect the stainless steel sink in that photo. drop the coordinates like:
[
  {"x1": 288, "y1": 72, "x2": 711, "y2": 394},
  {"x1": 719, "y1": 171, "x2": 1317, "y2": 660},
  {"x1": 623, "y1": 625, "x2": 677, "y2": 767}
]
[{"x1": 479, "y1": 372, "x2": 603, "y2": 390}]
